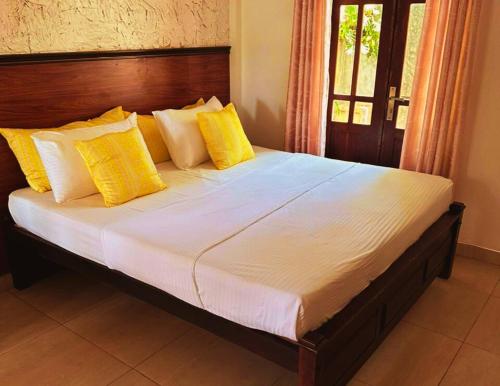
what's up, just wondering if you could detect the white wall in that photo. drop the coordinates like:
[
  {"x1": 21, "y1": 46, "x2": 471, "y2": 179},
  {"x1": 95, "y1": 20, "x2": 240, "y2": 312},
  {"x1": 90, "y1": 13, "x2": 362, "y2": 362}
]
[
  {"x1": 455, "y1": 1, "x2": 500, "y2": 252},
  {"x1": 230, "y1": 0, "x2": 294, "y2": 150}
]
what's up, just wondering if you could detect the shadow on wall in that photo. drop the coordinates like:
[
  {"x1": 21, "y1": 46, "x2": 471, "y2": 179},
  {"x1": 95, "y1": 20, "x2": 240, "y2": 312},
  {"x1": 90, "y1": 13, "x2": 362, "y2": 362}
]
[{"x1": 238, "y1": 100, "x2": 286, "y2": 151}]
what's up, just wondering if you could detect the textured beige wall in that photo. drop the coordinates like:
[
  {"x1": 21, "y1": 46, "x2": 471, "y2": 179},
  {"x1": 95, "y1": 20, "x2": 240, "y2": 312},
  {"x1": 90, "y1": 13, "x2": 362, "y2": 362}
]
[{"x1": 0, "y1": 0, "x2": 229, "y2": 54}]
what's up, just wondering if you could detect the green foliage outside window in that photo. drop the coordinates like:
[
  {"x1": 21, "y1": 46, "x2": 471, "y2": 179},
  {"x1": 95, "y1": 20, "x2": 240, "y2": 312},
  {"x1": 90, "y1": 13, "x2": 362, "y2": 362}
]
[{"x1": 339, "y1": 5, "x2": 382, "y2": 59}]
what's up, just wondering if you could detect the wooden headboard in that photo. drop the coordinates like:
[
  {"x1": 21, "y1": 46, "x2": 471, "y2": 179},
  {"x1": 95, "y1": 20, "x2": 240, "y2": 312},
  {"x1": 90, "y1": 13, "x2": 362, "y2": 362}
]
[
  {"x1": 0, "y1": 47, "x2": 230, "y2": 206},
  {"x1": 0, "y1": 46, "x2": 230, "y2": 274}
]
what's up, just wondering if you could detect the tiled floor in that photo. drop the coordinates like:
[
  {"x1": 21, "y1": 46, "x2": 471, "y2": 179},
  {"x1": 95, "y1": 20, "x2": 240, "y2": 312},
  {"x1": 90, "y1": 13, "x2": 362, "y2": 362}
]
[{"x1": 1, "y1": 255, "x2": 499, "y2": 386}]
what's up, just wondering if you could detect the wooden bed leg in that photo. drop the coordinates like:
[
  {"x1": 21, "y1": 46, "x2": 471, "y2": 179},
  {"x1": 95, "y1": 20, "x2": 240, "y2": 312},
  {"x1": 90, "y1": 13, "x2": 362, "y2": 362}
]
[
  {"x1": 298, "y1": 346, "x2": 320, "y2": 386},
  {"x1": 6, "y1": 224, "x2": 59, "y2": 290},
  {"x1": 439, "y1": 202, "x2": 465, "y2": 280}
]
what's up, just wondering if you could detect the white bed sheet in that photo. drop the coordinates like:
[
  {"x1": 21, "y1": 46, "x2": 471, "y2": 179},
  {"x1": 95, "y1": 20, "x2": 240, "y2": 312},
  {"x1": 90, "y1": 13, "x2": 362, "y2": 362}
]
[
  {"x1": 8, "y1": 147, "x2": 281, "y2": 264},
  {"x1": 9, "y1": 147, "x2": 453, "y2": 340}
]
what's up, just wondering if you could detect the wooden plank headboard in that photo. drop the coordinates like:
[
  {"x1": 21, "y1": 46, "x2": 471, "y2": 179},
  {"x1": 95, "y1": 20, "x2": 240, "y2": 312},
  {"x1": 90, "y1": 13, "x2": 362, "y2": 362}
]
[
  {"x1": 0, "y1": 46, "x2": 230, "y2": 274},
  {"x1": 0, "y1": 46, "x2": 230, "y2": 206}
]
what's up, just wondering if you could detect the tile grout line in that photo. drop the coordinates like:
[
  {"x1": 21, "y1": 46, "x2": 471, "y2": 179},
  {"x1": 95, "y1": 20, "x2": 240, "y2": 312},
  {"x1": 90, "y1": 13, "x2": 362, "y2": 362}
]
[
  {"x1": 401, "y1": 319, "x2": 464, "y2": 344},
  {"x1": 106, "y1": 368, "x2": 160, "y2": 386},
  {"x1": 8, "y1": 287, "x2": 189, "y2": 385},
  {"x1": 0, "y1": 292, "x2": 65, "y2": 359},
  {"x1": 8, "y1": 288, "x2": 134, "y2": 375},
  {"x1": 462, "y1": 289, "x2": 494, "y2": 345},
  {"x1": 132, "y1": 324, "x2": 196, "y2": 370},
  {"x1": 9, "y1": 284, "x2": 200, "y2": 384},
  {"x1": 463, "y1": 341, "x2": 500, "y2": 359},
  {"x1": 9, "y1": 283, "x2": 120, "y2": 325},
  {"x1": 7, "y1": 290, "x2": 135, "y2": 375},
  {"x1": 62, "y1": 324, "x2": 133, "y2": 370},
  {"x1": 437, "y1": 340, "x2": 463, "y2": 386},
  {"x1": 0, "y1": 322, "x2": 61, "y2": 360},
  {"x1": 63, "y1": 306, "x2": 196, "y2": 381},
  {"x1": 438, "y1": 285, "x2": 497, "y2": 385},
  {"x1": 8, "y1": 289, "x2": 65, "y2": 326},
  {"x1": 59, "y1": 290, "x2": 123, "y2": 325}
]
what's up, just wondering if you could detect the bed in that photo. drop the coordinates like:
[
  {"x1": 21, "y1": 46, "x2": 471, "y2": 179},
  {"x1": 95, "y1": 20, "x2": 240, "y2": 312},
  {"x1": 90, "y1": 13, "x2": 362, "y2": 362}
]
[{"x1": 0, "y1": 48, "x2": 464, "y2": 386}]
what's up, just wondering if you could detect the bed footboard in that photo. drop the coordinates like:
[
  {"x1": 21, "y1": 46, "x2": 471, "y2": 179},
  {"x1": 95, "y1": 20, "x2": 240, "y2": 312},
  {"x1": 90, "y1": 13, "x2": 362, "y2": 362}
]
[{"x1": 297, "y1": 202, "x2": 465, "y2": 386}]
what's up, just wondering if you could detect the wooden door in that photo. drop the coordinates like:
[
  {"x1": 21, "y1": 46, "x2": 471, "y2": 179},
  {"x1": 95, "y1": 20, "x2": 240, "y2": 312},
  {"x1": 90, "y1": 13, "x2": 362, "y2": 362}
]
[{"x1": 326, "y1": 0, "x2": 426, "y2": 166}]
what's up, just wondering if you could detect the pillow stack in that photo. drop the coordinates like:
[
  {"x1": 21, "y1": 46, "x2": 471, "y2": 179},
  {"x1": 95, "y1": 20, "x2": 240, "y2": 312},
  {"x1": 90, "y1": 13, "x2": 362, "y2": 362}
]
[
  {"x1": 123, "y1": 97, "x2": 205, "y2": 164},
  {"x1": 0, "y1": 106, "x2": 125, "y2": 192},
  {"x1": 153, "y1": 96, "x2": 224, "y2": 169},
  {"x1": 1, "y1": 97, "x2": 255, "y2": 207},
  {"x1": 32, "y1": 113, "x2": 138, "y2": 203},
  {"x1": 153, "y1": 97, "x2": 254, "y2": 170}
]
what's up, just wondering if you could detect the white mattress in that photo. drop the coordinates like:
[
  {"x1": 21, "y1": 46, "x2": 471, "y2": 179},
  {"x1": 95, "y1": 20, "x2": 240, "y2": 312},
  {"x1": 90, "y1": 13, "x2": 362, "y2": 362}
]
[{"x1": 9, "y1": 147, "x2": 453, "y2": 340}]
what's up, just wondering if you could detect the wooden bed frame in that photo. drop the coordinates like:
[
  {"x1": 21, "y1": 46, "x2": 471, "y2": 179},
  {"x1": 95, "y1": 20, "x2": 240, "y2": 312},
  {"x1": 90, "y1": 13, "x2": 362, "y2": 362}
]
[{"x1": 0, "y1": 48, "x2": 465, "y2": 386}]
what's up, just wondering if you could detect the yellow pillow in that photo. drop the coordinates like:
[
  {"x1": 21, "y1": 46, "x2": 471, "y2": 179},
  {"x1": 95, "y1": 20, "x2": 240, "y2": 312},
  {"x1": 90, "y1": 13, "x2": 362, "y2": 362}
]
[
  {"x1": 197, "y1": 103, "x2": 255, "y2": 170},
  {"x1": 182, "y1": 98, "x2": 205, "y2": 110},
  {"x1": 124, "y1": 98, "x2": 205, "y2": 164},
  {"x1": 0, "y1": 106, "x2": 125, "y2": 192},
  {"x1": 75, "y1": 128, "x2": 167, "y2": 207}
]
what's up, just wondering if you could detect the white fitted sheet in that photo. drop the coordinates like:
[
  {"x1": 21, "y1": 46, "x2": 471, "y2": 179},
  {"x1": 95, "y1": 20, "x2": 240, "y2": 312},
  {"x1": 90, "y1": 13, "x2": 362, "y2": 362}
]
[{"x1": 9, "y1": 147, "x2": 453, "y2": 340}]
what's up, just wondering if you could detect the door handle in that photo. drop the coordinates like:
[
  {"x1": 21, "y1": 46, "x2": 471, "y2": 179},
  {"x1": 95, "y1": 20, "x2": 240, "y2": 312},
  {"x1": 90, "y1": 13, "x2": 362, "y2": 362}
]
[
  {"x1": 389, "y1": 96, "x2": 411, "y2": 103},
  {"x1": 386, "y1": 86, "x2": 410, "y2": 121}
]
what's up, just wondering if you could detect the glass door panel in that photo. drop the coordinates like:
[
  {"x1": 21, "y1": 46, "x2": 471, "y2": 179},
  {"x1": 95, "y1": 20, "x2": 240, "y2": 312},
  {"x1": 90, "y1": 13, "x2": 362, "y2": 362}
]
[
  {"x1": 332, "y1": 100, "x2": 351, "y2": 123},
  {"x1": 356, "y1": 4, "x2": 383, "y2": 97},
  {"x1": 353, "y1": 102, "x2": 374, "y2": 125},
  {"x1": 400, "y1": 3, "x2": 426, "y2": 98},
  {"x1": 334, "y1": 5, "x2": 359, "y2": 96}
]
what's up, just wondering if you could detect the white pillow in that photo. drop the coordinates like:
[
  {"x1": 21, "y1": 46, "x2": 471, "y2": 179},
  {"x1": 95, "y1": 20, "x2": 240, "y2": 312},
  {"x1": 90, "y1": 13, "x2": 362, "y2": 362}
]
[
  {"x1": 153, "y1": 96, "x2": 223, "y2": 169},
  {"x1": 32, "y1": 113, "x2": 138, "y2": 203}
]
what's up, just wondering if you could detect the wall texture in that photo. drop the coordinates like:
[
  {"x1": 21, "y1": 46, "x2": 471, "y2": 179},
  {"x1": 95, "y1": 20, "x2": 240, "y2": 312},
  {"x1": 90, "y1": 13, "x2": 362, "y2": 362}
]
[
  {"x1": 454, "y1": 0, "x2": 500, "y2": 253},
  {"x1": 0, "y1": 0, "x2": 229, "y2": 54},
  {"x1": 229, "y1": 0, "x2": 294, "y2": 150}
]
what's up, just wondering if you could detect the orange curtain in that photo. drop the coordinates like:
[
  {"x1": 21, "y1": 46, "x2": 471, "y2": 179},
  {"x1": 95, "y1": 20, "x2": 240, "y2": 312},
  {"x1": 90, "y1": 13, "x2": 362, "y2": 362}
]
[
  {"x1": 285, "y1": 0, "x2": 328, "y2": 156},
  {"x1": 400, "y1": 0, "x2": 481, "y2": 179}
]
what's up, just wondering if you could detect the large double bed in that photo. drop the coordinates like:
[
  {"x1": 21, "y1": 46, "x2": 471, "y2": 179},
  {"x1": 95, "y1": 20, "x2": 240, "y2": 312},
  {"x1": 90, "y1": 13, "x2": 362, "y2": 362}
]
[{"x1": 0, "y1": 48, "x2": 464, "y2": 386}]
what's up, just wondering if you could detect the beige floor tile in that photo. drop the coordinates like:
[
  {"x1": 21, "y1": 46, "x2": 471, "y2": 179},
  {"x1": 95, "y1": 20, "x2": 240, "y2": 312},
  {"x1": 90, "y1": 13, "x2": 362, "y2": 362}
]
[
  {"x1": 441, "y1": 344, "x2": 500, "y2": 386},
  {"x1": 110, "y1": 370, "x2": 158, "y2": 386},
  {"x1": 0, "y1": 292, "x2": 57, "y2": 355},
  {"x1": 466, "y1": 296, "x2": 500, "y2": 356},
  {"x1": 0, "y1": 326, "x2": 129, "y2": 385},
  {"x1": 12, "y1": 270, "x2": 116, "y2": 323},
  {"x1": 271, "y1": 370, "x2": 297, "y2": 386},
  {"x1": 355, "y1": 321, "x2": 461, "y2": 386},
  {"x1": 493, "y1": 281, "x2": 500, "y2": 298},
  {"x1": 451, "y1": 257, "x2": 500, "y2": 295},
  {"x1": 404, "y1": 273, "x2": 489, "y2": 340},
  {"x1": 66, "y1": 293, "x2": 192, "y2": 366},
  {"x1": 138, "y1": 326, "x2": 286, "y2": 386}
]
